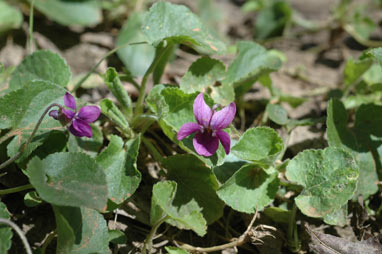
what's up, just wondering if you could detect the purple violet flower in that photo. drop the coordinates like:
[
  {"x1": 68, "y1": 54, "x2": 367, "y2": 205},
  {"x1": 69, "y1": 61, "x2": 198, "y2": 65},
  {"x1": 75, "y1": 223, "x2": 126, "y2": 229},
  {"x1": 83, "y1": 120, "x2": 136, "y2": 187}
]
[
  {"x1": 177, "y1": 93, "x2": 236, "y2": 157},
  {"x1": 49, "y1": 92, "x2": 100, "y2": 138}
]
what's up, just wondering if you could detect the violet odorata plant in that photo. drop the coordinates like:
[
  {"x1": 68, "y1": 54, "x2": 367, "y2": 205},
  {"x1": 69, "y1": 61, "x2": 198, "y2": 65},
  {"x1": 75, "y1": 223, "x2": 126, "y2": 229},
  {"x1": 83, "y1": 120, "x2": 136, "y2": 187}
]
[{"x1": 177, "y1": 93, "x2": 236, "y2": 157}]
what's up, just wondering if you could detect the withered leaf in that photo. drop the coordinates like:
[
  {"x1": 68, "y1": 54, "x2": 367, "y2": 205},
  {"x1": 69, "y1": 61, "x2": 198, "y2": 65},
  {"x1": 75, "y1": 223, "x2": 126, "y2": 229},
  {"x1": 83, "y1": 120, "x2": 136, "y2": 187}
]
[{"x1": 306, "y1": 225, "x2": 382, "y2": 254}]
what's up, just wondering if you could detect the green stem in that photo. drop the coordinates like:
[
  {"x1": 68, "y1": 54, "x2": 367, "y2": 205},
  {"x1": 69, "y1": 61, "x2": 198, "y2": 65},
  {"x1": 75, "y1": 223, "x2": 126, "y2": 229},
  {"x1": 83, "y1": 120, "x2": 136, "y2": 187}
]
[
  {"x1": 0, "y1": 218, "x2": 32, "y2": 254},
  {"x1": 41, "y1": 230, "x2": 56, "y2": 254},
  {"x1": 344, "y1": 24, "x2": 382, "y2": 48},
  {"x1": 141, "y1": 216, "x2": 168, "y2": 254},
  {"x1": 0, "y1": 184, "x2": 33, "y2": 195},
  {"x1": 287, "y1": 203, "x2": 299, "y2": 252},
  {"x1": 29, "y1": 0, "x2": 35, "y2": 54},
  {"x1": 71, "y1": 41, "x2": 147, "y2": 92},
  {"x1": 135, "y1": 43, "x2": 172, "y2": 116},
  {"x1": 142, "y1": 136, "x2": 164, "y2": 164},
  {"x1": 0, "y1": 103, "x2": 61, "y2": 170}
]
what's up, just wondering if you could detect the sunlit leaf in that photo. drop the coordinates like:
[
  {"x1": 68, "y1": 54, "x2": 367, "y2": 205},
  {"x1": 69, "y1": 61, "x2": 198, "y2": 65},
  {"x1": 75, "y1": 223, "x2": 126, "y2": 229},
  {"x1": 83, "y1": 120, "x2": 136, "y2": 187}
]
[
  {"x1": 286, "y1": 147, "x2": 358, "y2": 218},
  {"x1": 142, "y1": 2, "x2": 226, "y2": 54},
  {"x1": 27, "y1": 152, "x2": 108, "y2": 210}
]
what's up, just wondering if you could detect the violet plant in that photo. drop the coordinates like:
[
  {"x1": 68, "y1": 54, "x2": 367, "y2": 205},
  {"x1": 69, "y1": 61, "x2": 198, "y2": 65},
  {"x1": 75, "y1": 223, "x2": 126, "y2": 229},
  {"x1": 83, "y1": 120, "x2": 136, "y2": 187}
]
[
  {"x1": 49, "y1": 92, "x2": 100, "y2": 138},
  {"x1": 177, "y1": 93, "x2": 236, "y2": 156},
  {"x1": 0, "y1": 1, "x2": 381, "y2": 254}
]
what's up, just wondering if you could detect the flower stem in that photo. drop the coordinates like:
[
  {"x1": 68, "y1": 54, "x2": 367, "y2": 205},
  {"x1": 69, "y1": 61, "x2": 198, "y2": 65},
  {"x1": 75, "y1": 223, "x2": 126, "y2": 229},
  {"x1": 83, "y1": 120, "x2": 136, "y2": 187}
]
[
  {"x1": 0, "y1": 218, "x2": 32, "y2": 254},
  {"x1": 71, "y1": 41, "x2": 147, "y2": 92},
  {"x1": 141, "y1": 215, "x2": 169, "y2": 254},
  {"x1": 0, "y1": 184, "x2": 33, "y2": 195},
  {"x1": 142, "y1": 136, "x2": 164, "y2": 164},
  {"x1": 29, "y1": 0, "x2": 35, "y2": 54},
  {"x1": 135, "y1": 43, "x2": 173, "y2": 116},
  {"x1": 0, "y1": 103, "x2": 62, "y2": 170}
]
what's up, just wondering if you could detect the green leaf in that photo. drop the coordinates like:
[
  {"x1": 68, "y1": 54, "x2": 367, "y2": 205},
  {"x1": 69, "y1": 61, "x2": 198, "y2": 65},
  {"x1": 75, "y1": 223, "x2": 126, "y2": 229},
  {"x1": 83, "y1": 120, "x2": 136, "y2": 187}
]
[
  {"x1": 142, "y1": 2, "x2": 226, "y2": 54},
  {"x1": 146, "y1": 85, "x2": 226, "y2": 167},
  {"x1": 354, "y1": 103, "x2": 382, "y2": 178},
  {"x1": 27, "y1": 152, "x2": 108, "y2": 210},
  {"x1": 224, "y1": 41, "x2": 282, "y2": 97},
  {"x1": 350, "y1": 6, "x2": 376, "y2": 41},
  {"x1": 366, "y1": 47, "x2": 382, "y2": 65},
  {"x1": 0, "y1": 0, "x2": 23, "y2": 33},
  {"x1": 344, "y1": 57, "x2": 373, "y2": 86},
  {"x1": 152, "y1": 42, "x2": 176, "y2": 84},
  {"x1": 266, "y1": 103, "x2": 289, "y2": 125},
  {"x1": 217, "y1": 164, "x2": 279, "y2": 213},
  {"x1": 54, "y1": 206, "x2": 109, "y2": 254},
  {"x1": 255, "y1": 1, "x2": 292, "y2": 39},
  {"x1": 116, "y1": 13, "x2": 155, "y2": 77},
  {"x1": 108, "y1": 230, "x2": 126, "y2": 244},
  {"x1": 0, "y1": 80, "x2": 66, "y2": 148},
  {"x1": 327, "y1": 99, "x2": 378, "y2": 199},
  {"x1": 96, "y1": 135, "x2": 141, "y2": 205},
  {"x1": 68, "y1": 125, "x2": 103, "y2": 158},
  {"x1": 180, "y1": 57, "x2": 234, "y2": 105},
  {"x1": 104, "y1": 67, "x2": 133, "y2": 117},
  {"x1": 165, "y1": 246, "x2": 190, "y2": 254},
  {"x1": 163, "y1": 154, "x2": 224, "y2": 224},
  {"x1": 323, "y1": 204, "x2": 347, "y2": 227},
  {"x1": 9, "y1": 50, "x2": 71, "y2": 91},
  {"x1": 213, "y1": 145, "x2": 247, "y2": 184},
  {"x1": 0, "y1": 202, "x2": 12, "y2": 253},
  {"x1": 326, "y1": 99, "x2": 358, "y2": 150},
  {"x1": 24, "y1": 191, "x2": 43, "y2": 207},
  {"x1": 100, "y1": 98, "x2": 131, "y2": 135},
  {"x1": 33, "y1": 0, "x2": 102, "y2": 26},
  {"x1": 264, "y1": 207, "x2": 291, "y2": 224},
  {"x1": 151, "y1": 181, "x2": 207, "y2": 236},
  {"x1": 362, "y1": 64, "x2": 382, "y2": 86},
  {"x1": 231, "y1": 127, "x2": 283, "y2": 166},
  {"x1": 285, "y1": 147, "x2": 359, "y2": 218}
]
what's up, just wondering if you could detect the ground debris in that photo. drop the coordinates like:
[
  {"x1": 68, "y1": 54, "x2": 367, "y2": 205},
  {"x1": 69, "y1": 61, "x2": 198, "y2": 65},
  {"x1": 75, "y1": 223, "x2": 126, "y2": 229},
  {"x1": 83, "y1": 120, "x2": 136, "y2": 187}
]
[{"x1": 306, "y1": 224, "x2": 382, "y2": 254}]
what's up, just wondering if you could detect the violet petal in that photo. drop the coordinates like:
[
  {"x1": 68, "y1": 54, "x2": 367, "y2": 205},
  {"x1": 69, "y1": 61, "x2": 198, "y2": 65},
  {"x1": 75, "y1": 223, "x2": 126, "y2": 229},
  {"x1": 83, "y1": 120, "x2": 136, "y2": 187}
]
[
  {"x1": 193, "y1": 131, "x2": 219, "y2": 157},
  {"x1": 62, "y1": 109, "x2": 75, "y2": 119},
  {"x1": 177, "y1": 122, "x2": 201, "y2": 140},
  {"x1": 71, "y1": 118, "x2": 92, "y2": 137},
  {"x1": 48, "y1": 110, "x2": 59, "y2": 120},
  {"x1": 77, "y1": 106, "x2": 101, "y2": 123},
  {"x1": 216, "y1": 130, "x2": 231, "y2": 155},
  {"x1": 64, "y1": 92, "x2": 77, "y2": 110},
  {"x1": 193, "y1": 93, "x2": 212, "y2": 127},
  {"x1": 68, "y1": 124, "x2": 84, "y2": 137},
  {"x1": 210, "y1": 102, "x2": 236, "y2": 130}
]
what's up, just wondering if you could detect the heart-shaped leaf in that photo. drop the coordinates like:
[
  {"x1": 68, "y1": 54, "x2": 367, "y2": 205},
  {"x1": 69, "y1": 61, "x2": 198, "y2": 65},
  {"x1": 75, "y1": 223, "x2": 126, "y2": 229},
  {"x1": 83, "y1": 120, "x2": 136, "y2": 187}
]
[
  {"x1": 164, "y1": 154, "x2": 224, "y2": 224},
  {"x1": 116, "y1": 13, "x2": 156, "y2": 77},
  {"x1": 150, "y1": 181, "x2": 207, "y2": 236},
  {"x1": 142, "y1": 2, "x2": 226, "y2": 54},
  {"x1": 217, "y1": 164, "x2": 279, "y2": 213},
  {"x1": 33, "y1": 0, "x2": 102, "y2": 26},
  {"x1": 327, "y1": 99, "x2": 378, "y2": 199},
  {"x1": 231, "y1": 127, "x2": 283, "y2": 166},
  {"x1": 9, "y1": 50, "x2": 71, "y2": 92},
  {"x1": 0, "y1": 202, "x2": 12, "y2": 253},
  {"x1": 53, "y1": 206, "x2": 109, "y2": 254},
  {"x1": 96, "y1": 135, "x2": 141, "y2": 205},
  {"x1": 286, "y1": 147, "x2": 359, "y2": 218},
  {"x1": 27, "y1": 152, "x2": 108, "y2": 210},
  {"x1": 0, "y1": 0, "x2": 23, "y2": 33},
  {"x1": 180, "y1": 57, "x2": 234, "y2": 105},
  {"x1": 224, "y1": 41, "x2": 282, "y2": 97}
]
